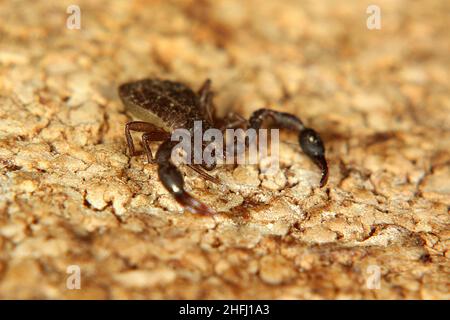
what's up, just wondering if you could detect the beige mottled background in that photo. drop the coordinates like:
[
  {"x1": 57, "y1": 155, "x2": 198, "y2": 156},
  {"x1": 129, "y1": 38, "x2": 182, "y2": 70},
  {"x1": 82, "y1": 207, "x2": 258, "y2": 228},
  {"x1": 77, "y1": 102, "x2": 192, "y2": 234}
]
[{"x1": 0, "y1": 0, "x2": 449, "y2": 299}]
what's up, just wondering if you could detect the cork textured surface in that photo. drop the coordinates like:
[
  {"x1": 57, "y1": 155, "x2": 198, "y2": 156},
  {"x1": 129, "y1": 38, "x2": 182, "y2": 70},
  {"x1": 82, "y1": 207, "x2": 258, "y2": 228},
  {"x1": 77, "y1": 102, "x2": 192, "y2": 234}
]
[{"x1": 0, "y1": 0, "x2": 449, "y2": 299}]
